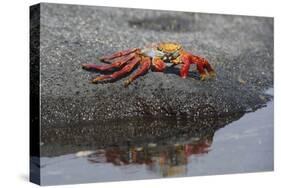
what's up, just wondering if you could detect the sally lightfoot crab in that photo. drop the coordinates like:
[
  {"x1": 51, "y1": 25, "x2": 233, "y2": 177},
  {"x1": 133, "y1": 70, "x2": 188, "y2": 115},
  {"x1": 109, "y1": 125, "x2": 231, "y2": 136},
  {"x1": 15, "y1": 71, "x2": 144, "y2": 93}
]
[{"x1": 82, "y1": 42, "x2": 215, "y2": 86}]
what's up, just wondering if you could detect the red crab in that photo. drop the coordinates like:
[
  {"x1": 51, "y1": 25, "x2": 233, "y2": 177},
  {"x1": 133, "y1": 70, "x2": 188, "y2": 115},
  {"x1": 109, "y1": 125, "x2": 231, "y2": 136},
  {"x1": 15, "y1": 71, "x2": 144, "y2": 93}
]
[{"x1": 82, "y1": 42, "x2": 215, "y2": 86}]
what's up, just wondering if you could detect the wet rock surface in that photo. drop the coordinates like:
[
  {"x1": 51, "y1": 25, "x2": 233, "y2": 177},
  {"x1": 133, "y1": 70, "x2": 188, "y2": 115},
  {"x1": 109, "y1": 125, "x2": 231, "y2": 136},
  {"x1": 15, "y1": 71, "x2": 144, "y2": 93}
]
[
  {"x1": 38, "y1": 3, "x2": 273, "y2": 127},
  {"x1": 41, "y1": 113, "x2": 243, "y2": 157}
]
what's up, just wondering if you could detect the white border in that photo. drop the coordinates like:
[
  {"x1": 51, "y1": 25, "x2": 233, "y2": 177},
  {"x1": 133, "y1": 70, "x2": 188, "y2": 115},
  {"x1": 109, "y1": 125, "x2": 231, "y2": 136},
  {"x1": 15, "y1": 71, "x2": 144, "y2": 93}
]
[{"x1": 0, "y1": 0, "x2": 280, "y2": 188}]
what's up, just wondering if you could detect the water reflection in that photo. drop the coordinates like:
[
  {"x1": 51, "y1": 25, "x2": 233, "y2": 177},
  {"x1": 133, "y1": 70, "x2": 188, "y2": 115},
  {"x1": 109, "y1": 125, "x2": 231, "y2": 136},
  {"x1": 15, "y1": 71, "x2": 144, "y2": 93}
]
[
  {"x1": 38, "y1": 92, "x2": 273, "y2": 185},
  {"x1": 41, "y1": 112, "x2": 243, "y2": 177},
  {"x1": 86, "y1": 136, "x2": 213, "y2": 177}
]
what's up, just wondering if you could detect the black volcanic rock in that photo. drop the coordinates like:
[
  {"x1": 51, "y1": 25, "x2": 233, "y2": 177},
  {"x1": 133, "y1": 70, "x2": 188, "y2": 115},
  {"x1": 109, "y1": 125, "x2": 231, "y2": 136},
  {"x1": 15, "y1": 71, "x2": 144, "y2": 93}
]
[{"x1": 37, "y1": 3, "x2": 273, "y2": 127}]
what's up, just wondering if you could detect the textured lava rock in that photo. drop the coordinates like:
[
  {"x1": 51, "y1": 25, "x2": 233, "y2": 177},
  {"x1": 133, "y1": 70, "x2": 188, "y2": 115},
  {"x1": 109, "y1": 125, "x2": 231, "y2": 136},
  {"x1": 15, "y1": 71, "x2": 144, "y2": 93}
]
[{"x1": 35, "y1": 3, "x2": 273, "y2": 127}]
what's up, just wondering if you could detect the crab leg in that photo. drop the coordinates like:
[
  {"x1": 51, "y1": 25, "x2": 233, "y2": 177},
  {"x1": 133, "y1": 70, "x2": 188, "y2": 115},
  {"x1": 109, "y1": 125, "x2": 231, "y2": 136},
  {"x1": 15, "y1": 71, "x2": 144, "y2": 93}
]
[
  {"x1": 82, "y1": 53, "x2": 136, "y2": 71},
  {"x1": 99, "y1": 48, "x2": 139, "y2": 62},
  {"x1": 204, "y1": 60, "x2": 216, "y2": 77},
  {"x1": 196, "y1": 63, "x2": 207, "y2": 80},
  {"x1": 124, "y1": 57, "x2": 151, "y2": 87},
  {"x1": 92, "y1": 57, "x2": 141, "y2": 83},
  {"x1": 190, "y1": 55, "x2": 211, "y2": 80},
  {"x1": 179, "y1": 55, "x2": 191, "y2": 78}
]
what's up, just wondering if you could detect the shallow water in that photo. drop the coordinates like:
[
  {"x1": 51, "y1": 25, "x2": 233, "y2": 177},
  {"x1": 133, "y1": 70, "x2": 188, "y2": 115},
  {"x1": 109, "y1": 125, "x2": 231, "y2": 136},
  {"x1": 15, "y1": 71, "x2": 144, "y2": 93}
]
[{"x1": 40, "y1": 89, "x2": 273, "y2": 185}]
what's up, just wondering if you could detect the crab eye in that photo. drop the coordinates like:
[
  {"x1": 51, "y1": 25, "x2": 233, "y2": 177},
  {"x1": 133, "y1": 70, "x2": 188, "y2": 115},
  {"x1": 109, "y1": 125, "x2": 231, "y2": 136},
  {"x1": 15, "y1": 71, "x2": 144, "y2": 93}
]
[{"x1": 157, "y1": 47, "x2": 163, "y2": 51}]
